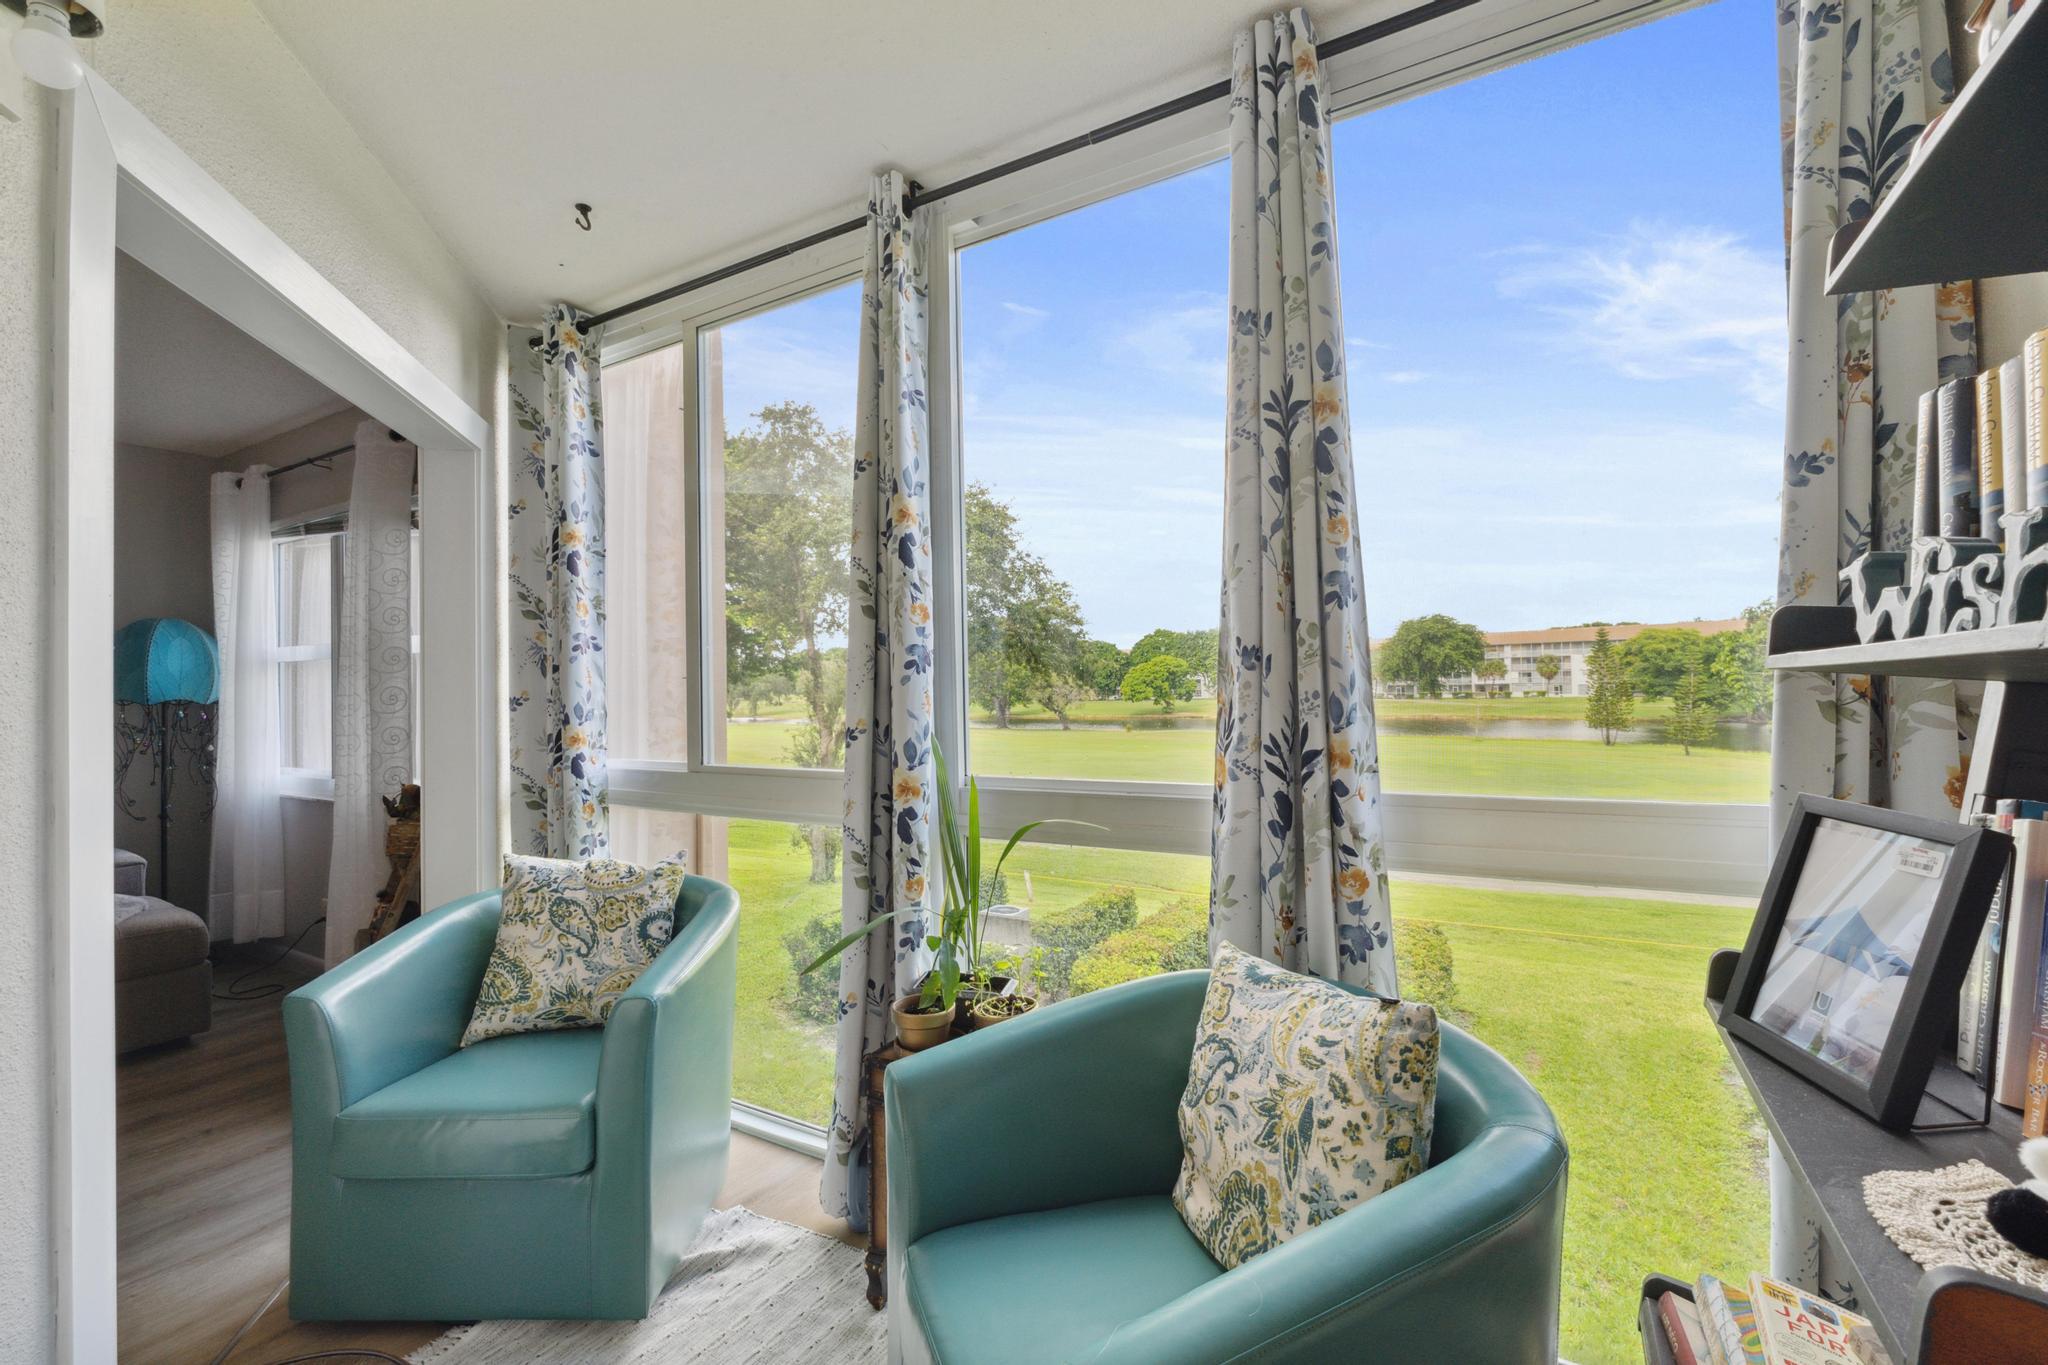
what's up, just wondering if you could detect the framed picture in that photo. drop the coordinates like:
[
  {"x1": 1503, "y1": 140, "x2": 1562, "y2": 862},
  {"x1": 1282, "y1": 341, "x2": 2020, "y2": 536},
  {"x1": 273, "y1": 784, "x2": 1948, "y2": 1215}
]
[{"x1": 1723, "y1": 795, "x2": 2011, "y2": 1130}]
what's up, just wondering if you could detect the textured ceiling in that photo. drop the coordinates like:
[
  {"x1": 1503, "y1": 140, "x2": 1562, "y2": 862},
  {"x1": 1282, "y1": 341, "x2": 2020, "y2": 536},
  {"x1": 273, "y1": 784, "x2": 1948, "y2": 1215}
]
[
  {"x1": 115, "y1": 251, "x2": 349, "y2": 458},
  {"x1": 252, "y1": 0, "x2": 1413, "y2": 322}
]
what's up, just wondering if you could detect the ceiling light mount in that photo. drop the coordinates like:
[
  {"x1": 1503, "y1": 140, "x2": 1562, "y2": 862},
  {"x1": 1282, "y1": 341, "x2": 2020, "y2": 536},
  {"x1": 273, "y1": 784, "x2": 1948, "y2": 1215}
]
[{"x1": 4, "y1": 0, "x2": 105, "y2": 91}]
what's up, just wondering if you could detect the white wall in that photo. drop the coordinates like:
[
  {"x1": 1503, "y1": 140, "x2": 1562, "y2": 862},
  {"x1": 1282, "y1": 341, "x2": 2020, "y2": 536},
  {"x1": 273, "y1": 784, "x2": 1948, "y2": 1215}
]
[{"x1": 0, "y1": 4, "x2": 505, "y2": 1355}]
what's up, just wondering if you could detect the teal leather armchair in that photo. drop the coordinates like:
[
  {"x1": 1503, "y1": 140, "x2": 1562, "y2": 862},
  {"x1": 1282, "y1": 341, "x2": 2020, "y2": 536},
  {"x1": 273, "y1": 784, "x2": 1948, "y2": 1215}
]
[
  {"x1": 886, "y1": 970, "x2": 1568, "y2": 1364},
  {"x1": 284, "y1": 875, "x2": 739, "y2": 1322}
]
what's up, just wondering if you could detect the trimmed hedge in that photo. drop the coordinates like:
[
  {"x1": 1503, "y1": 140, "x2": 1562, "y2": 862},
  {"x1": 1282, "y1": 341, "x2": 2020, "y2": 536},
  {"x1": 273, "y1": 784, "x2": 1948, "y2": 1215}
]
[
  {"x1": 1393, "y1": 919, "x2": 1458, "y2": 1017},
  {"x1": 1031, "y1": 887, "x2": 1139, "y2": 999},
  {"x1": 1069, "y1": 899, "x2": 1209, "y2": 996},
  {"x1": 781, "y1": 916, "x2": 844, "y2": 1026}
]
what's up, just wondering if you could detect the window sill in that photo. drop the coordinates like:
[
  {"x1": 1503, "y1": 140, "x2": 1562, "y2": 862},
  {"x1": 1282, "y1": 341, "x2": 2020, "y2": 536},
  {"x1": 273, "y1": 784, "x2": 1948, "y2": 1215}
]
[{"x1": 280, "y1": 771, "x2": 335, "y2": 802}]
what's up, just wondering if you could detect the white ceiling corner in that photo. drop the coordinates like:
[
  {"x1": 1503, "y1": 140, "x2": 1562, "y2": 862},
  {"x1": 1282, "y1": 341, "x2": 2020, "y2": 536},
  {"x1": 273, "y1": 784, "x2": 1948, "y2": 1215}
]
[{"x1": 249, "y1": 0, "x2": 1414, "y2": 323}]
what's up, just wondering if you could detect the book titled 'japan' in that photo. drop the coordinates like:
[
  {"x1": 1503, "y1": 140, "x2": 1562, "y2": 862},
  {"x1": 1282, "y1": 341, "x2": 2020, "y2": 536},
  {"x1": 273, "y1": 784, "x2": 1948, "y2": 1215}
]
[{"x1": 1749, "y1": 1275, "x2": 1892, "y2": 1365}]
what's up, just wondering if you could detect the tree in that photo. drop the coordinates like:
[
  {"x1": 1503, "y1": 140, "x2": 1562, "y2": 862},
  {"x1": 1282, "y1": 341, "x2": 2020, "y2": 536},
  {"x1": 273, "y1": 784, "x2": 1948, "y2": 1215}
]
[
  {"x1": 1618, "y1": 626, "x2": 1716, "y2": 700},
  {"x1": 1584, "y1": 626, "x2": 1635, "y2": 744},
  {"x1": 1121, "y1": 654, "x2": 1196, "y2": 711},
  {"x1": 1377, "y1": 615, "x2": 1486, "y2": 697},
  {"x1": 1707, "y1": 600, "x2": 1772, "y2": 722},
  {"x1": 1034, "y1": 674, "x2": 1092, "y2": 729},
  {"x1": 1668, "y1": 659, "x2": 1717, "y2": 755},
  {"x1": 1129, "y1": 627, "x2": 1220, "y2": 691},
  {"x1": 1077, "y1": 639, "x2": 1128, "y2": 699},
  {"x1": 965, "y1": 482, "x2": 1087, "y2": 727},
  {"x1": 1475, "y1": 658, "x2": 1507, "y2": 694},
  {"x1": 1534, "y1": 654, "x2": 1562, "y2": 691},
  {"x1": 731, "y1": 669, "x2": 795, "y2": 718},
  {"x1": 721, "y1": 401, "x2": 852, "y2": 880}
]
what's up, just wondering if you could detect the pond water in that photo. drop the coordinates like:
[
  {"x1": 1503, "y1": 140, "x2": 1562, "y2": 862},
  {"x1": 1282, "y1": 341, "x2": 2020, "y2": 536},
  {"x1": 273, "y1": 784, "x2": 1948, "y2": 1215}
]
[{"x1": 988, "y1": 712, "x2": 1772, "y2": 751}]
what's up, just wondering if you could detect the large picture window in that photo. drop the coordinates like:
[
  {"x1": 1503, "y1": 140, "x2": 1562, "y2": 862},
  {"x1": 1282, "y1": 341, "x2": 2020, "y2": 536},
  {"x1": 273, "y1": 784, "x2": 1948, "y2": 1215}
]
[
  {"x1": 706, "y1": 282, "x2": 861, "y2": 773},
  {"x1": 958, "y1": 165, "x2": 1226, "y2": 786},
  {"x1": 1335, "y1": 2, "x2": 1779, "y2": 807}
]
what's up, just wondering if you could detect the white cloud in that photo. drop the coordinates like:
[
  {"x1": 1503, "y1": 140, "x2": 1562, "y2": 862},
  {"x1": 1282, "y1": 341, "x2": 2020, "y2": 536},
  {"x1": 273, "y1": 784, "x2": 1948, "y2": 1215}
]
[
  {"x1": 1497, "y1": 223, "x2": 1786, "y2": 407},
  {"x1": 1379, "y1": 369, "x2": 1430, "y2": 385},
  {"x1": 1115, "y1": 295, "x2": 1227, "y2": 396},
  {"x1": 1001, "y1": 300, "x2": 1051, "y2": 321}
]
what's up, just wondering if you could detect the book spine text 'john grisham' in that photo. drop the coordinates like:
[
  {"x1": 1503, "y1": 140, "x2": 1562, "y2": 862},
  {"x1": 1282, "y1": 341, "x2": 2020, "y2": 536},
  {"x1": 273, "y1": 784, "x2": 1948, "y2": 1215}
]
[{"x1": 1938, "y1": 375, "x2": 1978, "y2": 538}]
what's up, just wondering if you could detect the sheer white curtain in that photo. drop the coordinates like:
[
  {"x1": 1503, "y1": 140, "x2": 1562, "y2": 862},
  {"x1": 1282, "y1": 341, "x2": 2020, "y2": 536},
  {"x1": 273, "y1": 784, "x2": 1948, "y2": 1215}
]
[
  {"x1": 326, "y1": 424, "x2": 417, "y2": 964},
  {"x1": 209, "y1": 468, "x2": 287, "y2": 942}
]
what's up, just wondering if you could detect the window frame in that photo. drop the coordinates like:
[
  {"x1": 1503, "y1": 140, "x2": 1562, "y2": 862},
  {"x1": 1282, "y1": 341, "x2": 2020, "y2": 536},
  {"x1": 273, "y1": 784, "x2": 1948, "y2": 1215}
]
[
  {"x1": 269, "y1": 517, "x2": 424, "y2": 803},
  {"x1": 600, "y1": 0, "x2": 1767, "y2": 920}
]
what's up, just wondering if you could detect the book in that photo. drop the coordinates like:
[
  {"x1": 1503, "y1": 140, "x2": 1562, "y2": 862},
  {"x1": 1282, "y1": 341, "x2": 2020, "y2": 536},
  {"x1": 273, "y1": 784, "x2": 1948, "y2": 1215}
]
[
  {"x1": 1697, "y1": 1274, "x2": 1768, "y2": 1365},
  {"x1": 1749, "y1": 1275, "x2": 1892, "y2": 1365},
  {"x1": 2026, "y1": 878, "x2": 2048, "y2": 1138},
  {"x1": 1996, "y1": 820, "x2": 2048, "y2": 1108},
  {"x1": 2001, "y1": 355, "x2": 2029, "y2": 519},
  {"x1": 1659, "y1": 1291, "x2": 1711, "y2": 1365},
  {"x1": 1978, "y1": 364, "x2": 2005, "y2": 540},
  {"x1": 1914, "y1": 387, "x2": 1941, "y2": 538},
  {"x1": 1938, "y1": 376, "x2": 1978, "y2": 537},
  {"x1": 2027, "y1": 329, "x2": 2048, "y2": 512}
]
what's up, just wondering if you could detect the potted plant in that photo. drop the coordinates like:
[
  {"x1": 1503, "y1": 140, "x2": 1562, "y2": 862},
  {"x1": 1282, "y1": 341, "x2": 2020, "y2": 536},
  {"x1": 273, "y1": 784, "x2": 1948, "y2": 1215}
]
[
  {"x1": 966, "y1": 945, "x2": 1046, "y2": 1030},
  {"x1": 800, "y1": 745, "x2": 1095, "y2": 1050}
]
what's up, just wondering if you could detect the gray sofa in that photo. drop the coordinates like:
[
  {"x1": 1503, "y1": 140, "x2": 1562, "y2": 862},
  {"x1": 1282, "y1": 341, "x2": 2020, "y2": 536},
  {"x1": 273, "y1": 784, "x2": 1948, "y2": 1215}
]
[{"x1": 115, "y1": 849, "x2": 212, "y2": 1052}]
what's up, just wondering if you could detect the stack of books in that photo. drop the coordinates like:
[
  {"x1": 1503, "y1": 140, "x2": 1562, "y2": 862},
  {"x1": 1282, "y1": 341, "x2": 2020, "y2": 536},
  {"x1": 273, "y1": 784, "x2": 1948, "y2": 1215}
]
[
  {"x1": 1650, "y1": 1274, "x2": 1891, "y2": 1365},
  {"x1": 1910, "y1": 326, "x2": 2048, "y2": 547}
]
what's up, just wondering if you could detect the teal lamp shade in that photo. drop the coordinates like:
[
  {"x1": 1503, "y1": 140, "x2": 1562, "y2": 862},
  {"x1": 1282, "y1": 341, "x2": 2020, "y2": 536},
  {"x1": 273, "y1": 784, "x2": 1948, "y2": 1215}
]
[{"x1": 115, "y1": 618, "x2": 220, "y2": 705}]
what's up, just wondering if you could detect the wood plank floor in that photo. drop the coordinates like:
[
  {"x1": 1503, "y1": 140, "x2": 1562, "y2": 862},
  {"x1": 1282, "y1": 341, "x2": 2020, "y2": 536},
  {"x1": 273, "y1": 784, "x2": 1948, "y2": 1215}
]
[{"x1": 118, "y1": 959, "x2": 855, "y2": 1364}]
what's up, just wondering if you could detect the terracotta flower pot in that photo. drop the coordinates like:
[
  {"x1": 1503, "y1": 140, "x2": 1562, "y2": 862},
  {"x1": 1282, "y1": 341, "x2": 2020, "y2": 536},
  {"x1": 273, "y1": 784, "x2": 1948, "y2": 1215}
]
[{"x1": 893, "y1": 995, "x2": 956, "y2": 1051}]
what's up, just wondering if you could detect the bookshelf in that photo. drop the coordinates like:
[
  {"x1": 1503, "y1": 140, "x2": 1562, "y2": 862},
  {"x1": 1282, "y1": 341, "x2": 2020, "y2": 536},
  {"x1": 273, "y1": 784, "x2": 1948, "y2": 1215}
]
[
  {"x1": 1826, "y1": 0, "x2": 2048, "y2": 294},
  {"x1": 1675, "y1": 8, "x2": 2048, "y2": 1361}
]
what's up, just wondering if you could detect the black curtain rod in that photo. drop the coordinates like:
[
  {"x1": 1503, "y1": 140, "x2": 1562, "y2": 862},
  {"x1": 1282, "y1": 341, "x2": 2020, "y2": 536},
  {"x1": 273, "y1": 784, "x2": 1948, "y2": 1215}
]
[
  {"x1": 545, "y1": 0, "x2": 1480, "y2": 342},
  {"x1": 233, "y1": 430, "x2": 405, "y2": 486}
]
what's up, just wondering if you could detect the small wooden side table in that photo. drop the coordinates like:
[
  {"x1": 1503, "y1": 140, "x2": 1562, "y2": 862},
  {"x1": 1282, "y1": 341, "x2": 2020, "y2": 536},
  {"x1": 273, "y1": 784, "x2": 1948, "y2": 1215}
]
[{"x1": 861, "y1": 1042, "x2": 908, "y2": 1309}]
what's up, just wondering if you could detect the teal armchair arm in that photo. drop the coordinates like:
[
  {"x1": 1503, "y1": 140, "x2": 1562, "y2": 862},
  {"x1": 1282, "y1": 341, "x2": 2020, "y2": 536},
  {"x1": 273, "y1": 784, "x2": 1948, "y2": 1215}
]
[
  {"x1": 592, "y1": 875, "x2": 741, "y2": 1316},
  {"x1": 283, "y1": 890, "x2": 500, "y2": 1114},
  {"x1": 887, "y1": 970, "x2": 1207, "y2": 1250}
]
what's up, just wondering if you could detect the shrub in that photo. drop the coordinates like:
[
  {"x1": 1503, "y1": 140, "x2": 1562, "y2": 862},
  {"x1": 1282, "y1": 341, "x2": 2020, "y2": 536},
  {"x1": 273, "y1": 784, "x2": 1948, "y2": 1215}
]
[
  {"x1": 1069, "y1": 900, "x2": 1209, "y2": 996},
  {"x1": 1394, "y1": 919, "x2": 1460, "y2": 1020},
  {"x1": 782, "y1": 917, "x2": 845, "y2": 1026},
  {"x1": 1031, "y1": 887, "x2": 1139, "y2": 999}
]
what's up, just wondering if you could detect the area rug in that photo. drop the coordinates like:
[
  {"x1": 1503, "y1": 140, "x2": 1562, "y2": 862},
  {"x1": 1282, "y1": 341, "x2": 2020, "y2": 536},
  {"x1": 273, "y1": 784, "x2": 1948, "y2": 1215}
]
[{"x1": 409, "y1": 1207, "x2": 885, "y2": 1363}]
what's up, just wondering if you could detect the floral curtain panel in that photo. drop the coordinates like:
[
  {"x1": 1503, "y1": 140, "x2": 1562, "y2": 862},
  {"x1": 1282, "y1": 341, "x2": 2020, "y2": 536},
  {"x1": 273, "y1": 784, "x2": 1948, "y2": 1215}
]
[
  {"x1": 1770, "y1": 0, "x2": 1974, "y2": 1290},
  {"x1": 1773, "y1": 0, "x2": 1975, "y2": 832},
  {"x1": 822, "y1": 170, "x2": 936, "y2": 1219},
  {"x1": 1210, "y1": 8, "x2": 1395, "y2": 994},
  {"x1": 508, "y1": 305, "x2": 610, "y2": 859}
]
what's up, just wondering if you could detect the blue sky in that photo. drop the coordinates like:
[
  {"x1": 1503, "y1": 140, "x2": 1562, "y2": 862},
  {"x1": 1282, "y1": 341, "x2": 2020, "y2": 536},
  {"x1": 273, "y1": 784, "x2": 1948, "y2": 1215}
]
[{"x1": 718, "y1": 0, "x2": 1783, "y2": 648}]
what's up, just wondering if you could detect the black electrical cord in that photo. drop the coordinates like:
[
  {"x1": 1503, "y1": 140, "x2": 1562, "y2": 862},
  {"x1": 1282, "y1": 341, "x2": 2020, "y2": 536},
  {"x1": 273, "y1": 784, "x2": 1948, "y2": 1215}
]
[
  {"x1": 212, "y1": 915, "x2": 327, "y2": 1001},
  {"x1": 256, "y1": 1353, "x2": 411, "y2": 1364}
]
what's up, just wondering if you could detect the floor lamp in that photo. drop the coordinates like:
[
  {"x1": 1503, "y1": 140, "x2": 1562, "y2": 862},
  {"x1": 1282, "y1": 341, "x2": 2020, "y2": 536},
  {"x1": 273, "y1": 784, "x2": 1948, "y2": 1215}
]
[{"x1": 114, "y1": 618, "x2": 219, "y2": 902}]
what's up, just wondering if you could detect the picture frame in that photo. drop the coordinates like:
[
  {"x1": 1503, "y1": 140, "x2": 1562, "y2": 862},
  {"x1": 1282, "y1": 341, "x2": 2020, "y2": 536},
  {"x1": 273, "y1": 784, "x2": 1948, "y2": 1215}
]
[{"x1": 1723, "y1": 795, "x2": 2011, "y2": 1130}]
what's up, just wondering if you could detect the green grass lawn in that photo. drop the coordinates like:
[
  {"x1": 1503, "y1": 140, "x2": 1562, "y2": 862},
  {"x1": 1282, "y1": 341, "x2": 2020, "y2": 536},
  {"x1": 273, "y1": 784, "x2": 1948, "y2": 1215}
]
[{"x1": 721, "y1": 826, "x2": 1767, "y2": 1363}]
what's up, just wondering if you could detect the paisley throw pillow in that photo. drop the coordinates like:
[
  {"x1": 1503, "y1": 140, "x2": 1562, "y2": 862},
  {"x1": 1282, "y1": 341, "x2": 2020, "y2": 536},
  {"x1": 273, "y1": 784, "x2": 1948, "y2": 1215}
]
[
  {"x1": 460, "y1": 853, "x2": 689, "y2": 1047},
  {"x1": 1173, "y1": 942, "x2": 1438, "y2": 1270}
]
